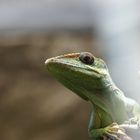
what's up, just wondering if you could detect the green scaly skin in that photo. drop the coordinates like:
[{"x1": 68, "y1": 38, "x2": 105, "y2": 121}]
[{"x1": 45, "y1": 52, "x2": 140, "y2": 140}]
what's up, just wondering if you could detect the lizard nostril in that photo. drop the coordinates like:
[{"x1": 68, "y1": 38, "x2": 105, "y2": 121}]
[{"x1": 79, "y1": 52, "x2": 94, "y2": 65}]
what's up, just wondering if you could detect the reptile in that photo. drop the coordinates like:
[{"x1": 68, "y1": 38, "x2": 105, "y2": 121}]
[{"x1": 45, "y1": 52, "x2": 140, "y2": 140}]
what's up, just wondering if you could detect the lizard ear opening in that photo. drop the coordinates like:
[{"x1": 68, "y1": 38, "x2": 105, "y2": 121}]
[{"x1": 79, "y1": 52, "x2": 94, "y2": 65}]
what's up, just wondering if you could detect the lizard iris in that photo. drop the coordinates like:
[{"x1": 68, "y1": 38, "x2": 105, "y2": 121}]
[
  {"x1": 79, "y1": 52, "x2": 94, "y2": 65},
  {"x1": 45, "y1": 52, "x2": 140, "y2": 140}
]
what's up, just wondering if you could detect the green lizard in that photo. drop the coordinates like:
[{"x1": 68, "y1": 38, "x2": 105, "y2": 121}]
[{"x1": 45, "y1": 52, "x2": 140, "y2": 140}]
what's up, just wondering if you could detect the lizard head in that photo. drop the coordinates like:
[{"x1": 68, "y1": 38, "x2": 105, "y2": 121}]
[{"x1": 45, "y1": 52, "x2": 113, "y2": 101}]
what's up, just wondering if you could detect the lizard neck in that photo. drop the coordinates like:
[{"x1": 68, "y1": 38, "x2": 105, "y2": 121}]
[
  {"x1": 87, "y1": 83, "x2": 126, "y2": 122},
  {"x1": 88, "y1": 84, "x2": 118, "y2": 106}
]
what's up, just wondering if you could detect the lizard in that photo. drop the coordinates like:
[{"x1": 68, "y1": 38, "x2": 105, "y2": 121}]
[{"x1": 45, "y1": 52, "x2": 140, "y2": 140}]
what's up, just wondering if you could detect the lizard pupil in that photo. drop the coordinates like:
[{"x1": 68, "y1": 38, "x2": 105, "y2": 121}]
[{"x1": 79, "y1": 52, "x2": 94, "y2": 65}]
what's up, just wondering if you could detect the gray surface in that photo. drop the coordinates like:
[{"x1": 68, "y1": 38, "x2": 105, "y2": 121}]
[
  {"x1": 0, "y1": 0, "x2": 93, "y2": 32},
  {"x1": 90, "y1": 0, "x2": 140, "y2": 105}
]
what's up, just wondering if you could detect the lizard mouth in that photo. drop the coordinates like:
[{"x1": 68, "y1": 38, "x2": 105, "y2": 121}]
[
  {"x1": 45, "y1": 58, "x2": 101, "y2": 78},
  {"x1": 45, "y1": 57, "x2": 90, "y2": 101}
]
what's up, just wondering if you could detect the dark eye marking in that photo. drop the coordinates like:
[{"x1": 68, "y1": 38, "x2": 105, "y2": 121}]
[{"x1": 79, "y1": 52, "x2": 94, "y2": 65}]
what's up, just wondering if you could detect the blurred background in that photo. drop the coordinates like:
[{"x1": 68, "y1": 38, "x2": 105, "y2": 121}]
[{"x1": 0, "y1": 0, "x2": 140, "y2": 140}]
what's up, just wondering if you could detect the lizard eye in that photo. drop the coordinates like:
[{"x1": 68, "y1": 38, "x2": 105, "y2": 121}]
[{"x1": 79, "y1": 52, "x2": 94, "y2": 65}]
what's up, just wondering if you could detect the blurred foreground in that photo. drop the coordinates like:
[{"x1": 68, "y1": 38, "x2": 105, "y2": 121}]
[{"x1": 0, "y1": 30, "x2": 97, "y2": 140}]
